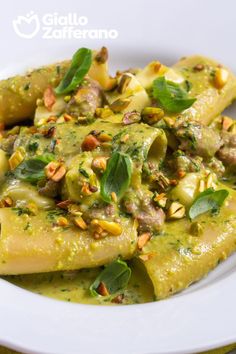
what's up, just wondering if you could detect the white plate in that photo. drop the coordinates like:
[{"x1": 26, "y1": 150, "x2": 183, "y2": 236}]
[{"x1": 0, "y1": 0, "x2": 236, "y2": 353}]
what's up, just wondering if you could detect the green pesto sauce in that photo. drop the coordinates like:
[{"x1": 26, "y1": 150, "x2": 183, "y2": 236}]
[{"x1": 4, "y1": 262, "x2": 155, "y2": 305}]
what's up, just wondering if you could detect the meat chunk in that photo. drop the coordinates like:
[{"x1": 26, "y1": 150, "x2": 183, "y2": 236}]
[
  {"x1": 168, "y1": 152, "x2": 203, "y2": 174},
  {"x1": 122, "y1": 188, "x2": 165, "y2": 233},
  {"x1": 217, "y1": 131, "x2": 236, "y2": 170},
  {"x1": 174, "y1": 121, "x2": 222, "y2": 159},
  {"x1": 83, "y1": 204, "x2": 117, "y2": 223},
  {"x1": 66, "y1": 78, "x2": 103, "y2": 117},
  {"x1": 0, "y1": 134, "x2": 18, "y2": 154},
  {"x1": 38, "y1": 180, "x2": 60, "y2": 198},
  {"x1": 206, "y1": 157, "x2": 225, "y2": 177}
]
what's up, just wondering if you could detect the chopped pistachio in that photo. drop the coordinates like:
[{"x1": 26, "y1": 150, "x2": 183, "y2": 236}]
[
  {"x1": 117, "y1": 74, "x2": 132, "y2": 94},
  {"x1": 97, "y1": 281, "x2": 110, "y2": 296},
  {"x1": 142, "y1": 107, "x2": 164, "y2": 125},
  {"x1": 206, "y1": 173, "x2": 215, "y2": 189},
  {"x1": 27, "y1": 202, "x2": 38, "y2": 216},
  {"x1": 64, "y1": 95, "x2": 71, "y2": 103},
  {"x1": 63, "y1": 113, "x2": 73, "y2": 121},
  {"x1": 122, "y1": 111, "x2": 141, "y2": 125},
  {"x1": 98, "y1": 132, "x2": 112, "y2": 142},
  {"x1": 221, "y1": 116, "x2": 234, "y2": 131},
  {"x1": 153, "y1": 193, "x2": 167, "y2": 208},
  {"x1": 177, "y1": 169, "x2": 186, "y2": 179},
  {"x1": 110, "y1": 98, "x2": 131, "y2": 113},
  {"x1": 151, "y1": 61, "x2": 162, "y2": 73},
  {"x1": 120, "y1": 133, "x2": 130, "y2": 143},
  {"x1": 56, "y1": 216, "x2": 69, "y2": 227},
  {"x1": 0, "y1": 196, "x2": 13, "y2": 208},
  {"x1": 91, "y1": 219, "x2": 122, "y2": 236},
  {"x1": 190, "y1": 222, "x2": 203, "y2": 236},
  {"x1": 74, "y1": 216, "x2": 87, "y2": 230},
  {"x1": 9, "y1": 147, "x2": 26, "y2": 170},
  {"x1": 45, "y1": 161, "x2": 60, "y2": 179},
  {"x1": 163, "y1": 116, "x2": 175, "y2": 127},
  {"x1": 153, "y1": 172, "x2": 170, "y2": 190},
  {"x1": 198, "y1": 179, "x2": 206, "y2": 193},
  {"x1": 68, "y1": 204, "x2": 82, "y2": 216},
  {"x1": 95, "y1": 47, "x2": 108, "y2": 64},
  {"x1": 199, "y1": 173, "x2": 216, "y2": 192},
  {"x1": 57, "y1": 200, "x2": 71, "y2": 209},
  {"x1": 213, "y1": 67, "x2": 229, "y2": 89},
  {"x1": 138, "y1": 253, "x2": 155, "y2": 262},
  {"x1": 137, "y1": 232, "x2": 151, "y2": 249},
  {"x1": 81, "y1": 182, "x2": 93, "y2": 196},
  {"x1": 91, "y1": 156, "x2": 107, "y2": 171},
  {"x1": 193, "y1": 64, "x2": 204, "y2": 71},
  {"x1": 45, "y1": 162, "x2": 66, "y2": 182},
  {"x1": 95, "y1": 106, "x2": 113, "y2": 118},
  {"x1": 167, "y1": 202, "x2": 185, "y2": 219},
  {"x1": 46, "y1": 116, "x2": 57, "y2": 123}
]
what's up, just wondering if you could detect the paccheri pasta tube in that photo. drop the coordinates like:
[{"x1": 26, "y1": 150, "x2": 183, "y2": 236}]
[
  {"x1": 138, "y1": 187, "x2": 236, "y2": 299},
  {"x1": 0, "y1": 47, "x2": 235, "y2": 304},
  {"x1": 0, "y1": 208, "x2": 137, "y2": 275}
]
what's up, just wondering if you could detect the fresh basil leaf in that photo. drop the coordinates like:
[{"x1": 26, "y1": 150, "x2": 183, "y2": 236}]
[
  {"x1": 152, "y1": 76, "x2": 196, "y2": 113},
  {"x1": 100, "y1": 151, "x2": 132, "y2": 203},
  {"x1": 54, "y1": 48, "x2": 92, "y2": 95},
  {"x1": 188, "y1": 188, "x2": 229, "y2": 220},
  {"x1": 14, "y1": 154, "x2": 54, "y2": 183},
  {"x1": 90, "y1": 259, "x2": 131, "y2": 297}
]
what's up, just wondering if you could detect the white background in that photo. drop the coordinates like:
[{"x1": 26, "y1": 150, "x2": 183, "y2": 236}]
[{"x1": 0, "y1": 0, "x2": 236, "y2": 75}]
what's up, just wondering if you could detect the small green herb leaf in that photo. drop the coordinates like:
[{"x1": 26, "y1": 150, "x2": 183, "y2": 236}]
[
  {"x1": 90, "y1": 259, "x2": 131, "y2": 297},
  {"x1": 12, "y1": 207, "x2": 33, "y2": 216},
  {"x1": 152, "y1": 76, "x2": 196, "y2": 113},
  {"x1": 79, "y1": 168, "x2": 89, "y2": 179},
  {"x1": 14, "y1": 154, "x2": 54, "y2": 183},
  {"x1": 27, "y1": 141, "x2": 39, "y2": 153},
  {"x1": 54, "y1": 48, "x2": 92, "y2": 95},
  {"x1": 188, "y1": 188, "x2": 229, "y2": 220},
  {"x1": 100, "y1": 151, "x2": 132, "y2": 203}
]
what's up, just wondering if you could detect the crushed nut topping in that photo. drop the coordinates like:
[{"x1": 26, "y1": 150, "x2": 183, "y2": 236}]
[
  {"x1": 81, "y1": 134, "x2": 100, "y2": 151},
  {"x1": 137, "y1": 232, "x2": 151, "y2": 249},
  {"x1": 74, "y1": 216, "x2": 87, "y2": 230},
  {"x1": 110, "y1": 98, "x2": 131, "y2": 113},
  {"x1": 167, "y1": 202, "x2": 185, "y2": 219},
  {"x1": 142, "y1": 107, "x2": 164, "y2": 125},
  {"x1": 9, "y1": 147, "x2": 26, "y2": 170},
  {"x1": 45, "y1": 161, "x2": 66, "y2": 182},
  {"x1": 117, "y1": 74, "x2": 132, "y2": 94},
  {"x1": 213, "y1": 67, "x2": 229, "y2": 89},
  {"x1": 91, "y1": 219, "x2": 122, "y2": 236},
  {"x1": 43, "y1": 86, "x2": 56, "y2": 110}
]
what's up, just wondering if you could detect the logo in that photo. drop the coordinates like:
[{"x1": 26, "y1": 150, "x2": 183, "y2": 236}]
[
  {"x1": 13, "y1": 11, "x2": 40, "y2": 39},
  {"x1": 12, "y1": 12, "x2": 118, "y2": 40}
]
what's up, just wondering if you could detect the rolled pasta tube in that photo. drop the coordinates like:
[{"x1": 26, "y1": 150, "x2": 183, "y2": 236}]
[
  {"x1": 0, "y1": 209, "x2": 137, "y2": 275},
  {"x1": 0, "y1": 48, "x2": 115, "y2": 126},
  {"x1": 0, "y1": 61, "x2": 70, "y2": 126},
  {"x1": 0, "y1": 180, "x2": 55, "y2": 210},
  {"x1": 62, "y1": 122, "x2": 167, "y2": 204},
  {"x1": 88, "y1": 49, "x2": 117, "y2": 90},
  {"x1": 173, "y1": 56, "x2": 236, "y2": 125},
  {"x1": 14, "y1": 120, "x2": 167, "y2": 167},
  {"x1": 138, "y1": 188, "x2": 236, "y2": 300},
  {"x1": 106, "y1": 73, "x2": 151, "y2": 113}
]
